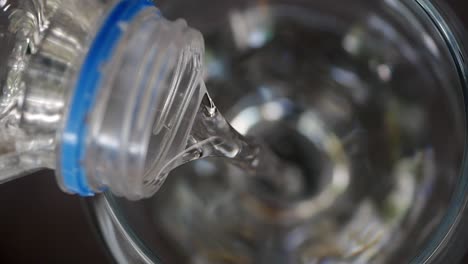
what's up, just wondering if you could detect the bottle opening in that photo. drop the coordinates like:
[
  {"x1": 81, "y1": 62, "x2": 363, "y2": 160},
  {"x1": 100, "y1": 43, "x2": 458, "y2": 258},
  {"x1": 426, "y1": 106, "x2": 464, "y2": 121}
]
[{"x1": 58, "y1": 0, "x2": 157, "y2": 196}]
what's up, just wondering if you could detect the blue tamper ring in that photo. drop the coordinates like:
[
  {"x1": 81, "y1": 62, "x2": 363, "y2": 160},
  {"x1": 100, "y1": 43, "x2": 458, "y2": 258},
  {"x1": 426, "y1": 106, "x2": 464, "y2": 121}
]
[{"x1": 60, "y1": 0, "x2": 155, "y2": 196}]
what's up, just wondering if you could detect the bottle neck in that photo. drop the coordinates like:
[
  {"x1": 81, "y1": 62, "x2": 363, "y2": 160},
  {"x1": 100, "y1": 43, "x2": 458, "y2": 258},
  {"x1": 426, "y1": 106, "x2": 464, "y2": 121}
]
[
  {"x1": 58, "y1": 1, "x2": 205, "y2": 199},
  {"x1": 0, "y1": 0, "x2": 204, "y2": 199}
]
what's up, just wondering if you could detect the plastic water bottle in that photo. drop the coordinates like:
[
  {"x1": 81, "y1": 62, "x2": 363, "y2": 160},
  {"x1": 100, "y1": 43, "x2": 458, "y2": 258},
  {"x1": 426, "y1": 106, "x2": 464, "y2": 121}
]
[{"x1": 0, "y1": 0, "x2": 206, "y2": 200}]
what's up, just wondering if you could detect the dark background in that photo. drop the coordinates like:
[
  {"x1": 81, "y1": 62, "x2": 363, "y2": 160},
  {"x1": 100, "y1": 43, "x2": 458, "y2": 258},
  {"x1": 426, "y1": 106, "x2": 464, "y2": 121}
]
[
  {"x1": 1, "y1": 0, "x2": 468, "y2": 263},
  {"x1": 0, "y1": 172, "x2": 110, "y2": 263}
]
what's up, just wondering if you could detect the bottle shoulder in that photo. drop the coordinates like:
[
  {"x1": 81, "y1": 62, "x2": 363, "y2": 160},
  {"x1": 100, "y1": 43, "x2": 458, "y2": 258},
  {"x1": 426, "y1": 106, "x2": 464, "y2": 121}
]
[{"x1": 0, "y1": 0, "x2": 117, "y2": 183}]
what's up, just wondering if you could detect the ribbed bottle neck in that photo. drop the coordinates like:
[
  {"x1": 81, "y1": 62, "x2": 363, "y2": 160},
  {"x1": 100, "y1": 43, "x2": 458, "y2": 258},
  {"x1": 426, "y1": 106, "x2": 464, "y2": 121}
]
[{"x1": 59, "y1": 1, "x2": 205, "y2": 199}]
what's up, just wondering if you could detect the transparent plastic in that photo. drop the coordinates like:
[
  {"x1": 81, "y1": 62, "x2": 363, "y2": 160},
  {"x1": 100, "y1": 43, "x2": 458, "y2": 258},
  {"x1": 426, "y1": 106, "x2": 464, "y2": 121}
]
[
  {"x1": 0, "y1": 0, "x2": 60, "y2": 183},
  {"x1": 0, "y1": 0, "x2": 215, "y2": 199},
  {"x1": 81, "y1": 7, "x2": 206, "y2": 199}
]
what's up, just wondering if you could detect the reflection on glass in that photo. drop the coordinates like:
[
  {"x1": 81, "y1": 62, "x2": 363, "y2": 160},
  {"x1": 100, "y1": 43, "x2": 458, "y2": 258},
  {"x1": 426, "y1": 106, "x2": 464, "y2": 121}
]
[{"x1": 98, "y1": 0, "x2": 466, "y2": 263}]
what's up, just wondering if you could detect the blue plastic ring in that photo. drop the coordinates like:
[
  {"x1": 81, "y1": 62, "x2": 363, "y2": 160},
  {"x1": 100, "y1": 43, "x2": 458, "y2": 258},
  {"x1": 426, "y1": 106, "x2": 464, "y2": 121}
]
[{"x1": 60, "y1": 0, "x2": 155, "y2": 196}]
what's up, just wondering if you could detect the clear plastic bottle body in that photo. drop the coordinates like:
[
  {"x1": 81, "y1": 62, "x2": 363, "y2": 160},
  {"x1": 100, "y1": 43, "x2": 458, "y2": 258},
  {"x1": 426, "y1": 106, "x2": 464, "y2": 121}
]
[
  {"x1": 0, "y1": 0, "x2": 58, "y2": 182},
  {"x1": 0, "y1": 0, "x2": 206, "y2": 199},
  {"x1": 0, "y1": 0, "x2": 135, "y2": 183},
  {"x1": 0, "y1": 0, "x2": 86, "y2": 182}
]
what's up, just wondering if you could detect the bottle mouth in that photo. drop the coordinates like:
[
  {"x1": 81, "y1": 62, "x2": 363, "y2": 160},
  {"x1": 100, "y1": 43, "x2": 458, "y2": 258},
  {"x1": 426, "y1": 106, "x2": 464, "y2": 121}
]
[
  {"x1": 58, "y1": 0, "x2": 155, "y2": 197},
  {"x1": 58, "y1": 0, "x2": 205, "y2": 200},
  {"x1": 140, "y1": 36, "x2": 205, "y2": 198}
]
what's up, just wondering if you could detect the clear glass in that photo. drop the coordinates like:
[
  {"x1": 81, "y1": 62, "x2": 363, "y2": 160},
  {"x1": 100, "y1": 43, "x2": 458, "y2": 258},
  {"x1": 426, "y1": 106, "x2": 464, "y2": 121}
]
[{"x1": 89, "y1": 0, "x2": 468, "y2": 263}]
